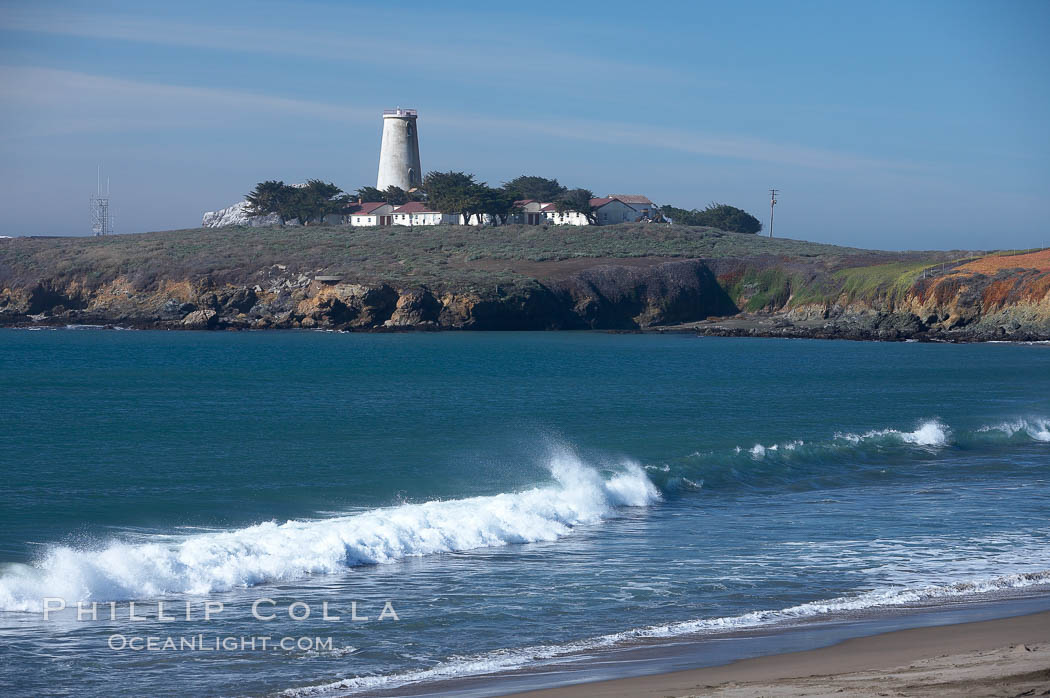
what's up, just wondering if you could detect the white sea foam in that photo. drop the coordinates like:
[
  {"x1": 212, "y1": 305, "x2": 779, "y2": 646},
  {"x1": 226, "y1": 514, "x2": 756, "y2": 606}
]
[
  {"x1": 0, "y1": 449, "x2": 658, "y2": 612},
  {"x1": 834, "y1": 419, "x2": 949, "y2": 447},
  {"x1": 978, "y1": 418, "x2": 1050, "y2": 442},
  {"x1": 747, "y1": 440, "x2": 804, "y2": 459},
  {"x1": 728, "y1": 417, "x2": 1049, "y2": 463},
  {"x1": 283, "y1": 568, "x2": 1050, "y2": 696}
]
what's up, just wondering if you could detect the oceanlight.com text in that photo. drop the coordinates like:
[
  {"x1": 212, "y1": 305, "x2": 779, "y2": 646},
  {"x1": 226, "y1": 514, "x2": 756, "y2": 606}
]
[{"x1": 107, "y1": 635, "x2": 334, "y2": 652}]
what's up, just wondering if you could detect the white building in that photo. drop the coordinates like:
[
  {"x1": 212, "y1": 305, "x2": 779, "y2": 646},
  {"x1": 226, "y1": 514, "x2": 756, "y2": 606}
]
[
  {"x1": 391, "y1": 201, "x2": 460, "y2": 226},
  {"x1": 606, "y1": 194, "x2": 656, "y2": 219},
  {"x1": 591, "y1": 197, "x2": 645, "y2": 225},
  {"x1": 507, "y1": 200, "x2": 547, "y2": 225},
  {"x1": 541, "y1": 202, "x2": 587, "y2": 225},
  {"x1": 535, "y1": 195, "x2": 657, "y2": 226},
  {"x1": 349, "y1": 202, "x2": 395, "y2": 227}
]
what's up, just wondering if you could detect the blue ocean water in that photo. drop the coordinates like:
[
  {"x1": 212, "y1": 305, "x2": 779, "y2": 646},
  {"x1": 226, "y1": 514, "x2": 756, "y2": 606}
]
[{"x1": 0, "y1": 329, "x2": 1048, "y2": 696}]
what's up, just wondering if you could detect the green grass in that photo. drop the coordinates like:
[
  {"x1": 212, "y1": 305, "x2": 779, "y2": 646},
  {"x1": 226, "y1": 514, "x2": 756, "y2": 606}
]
[
  {"x1": 0, "y1": 222, "x2": 974, "y2": 296},
  {"x1": 722, "y1": 268, "x2": 799, "y2": 311},
  {"x1": 831, "y1": 260, "x2": 944, "y2": 303}
]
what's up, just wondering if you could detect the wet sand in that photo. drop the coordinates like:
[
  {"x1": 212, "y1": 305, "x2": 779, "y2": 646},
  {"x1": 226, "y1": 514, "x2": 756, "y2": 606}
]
[{"x1": 503, "y1": 610, "x2": 1050, "y2": 697}]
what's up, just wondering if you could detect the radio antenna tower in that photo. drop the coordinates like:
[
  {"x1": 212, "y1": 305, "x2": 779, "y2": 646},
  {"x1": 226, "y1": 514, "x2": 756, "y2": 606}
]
[{"x1": 91, "y1": 165, "x2": 114, "y2": 236}]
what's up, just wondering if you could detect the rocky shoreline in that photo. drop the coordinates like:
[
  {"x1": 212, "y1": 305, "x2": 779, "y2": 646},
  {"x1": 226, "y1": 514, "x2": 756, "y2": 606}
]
[
  {"x1": 1, "y1": 259, "x2": 738, "y2": 332},
  {"x1": 667, "y1": 304, "x2": 1050, "y2": 343},
  {"x1": 4, "y1": 261, "x2": 1049, "y2": 343},
  {"x1": 2, "y1": 227, "x2": 1048, "y2": 342}
]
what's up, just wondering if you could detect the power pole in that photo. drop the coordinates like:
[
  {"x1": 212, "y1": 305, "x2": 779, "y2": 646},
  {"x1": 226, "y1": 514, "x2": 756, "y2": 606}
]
[{"x1": 768, "y1": 189, "x2": 779, "y2": 238}]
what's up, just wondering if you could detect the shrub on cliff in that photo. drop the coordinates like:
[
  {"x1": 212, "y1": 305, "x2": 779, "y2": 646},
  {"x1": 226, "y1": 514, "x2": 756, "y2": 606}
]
[{"x1": 662, "y1": 203, "x2": 762, "y2": 234}]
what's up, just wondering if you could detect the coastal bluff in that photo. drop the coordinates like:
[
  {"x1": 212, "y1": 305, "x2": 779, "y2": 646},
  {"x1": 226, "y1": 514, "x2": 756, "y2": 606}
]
[{"x1": 1, "y1": 223, "x2": 1048, "y2": 340}]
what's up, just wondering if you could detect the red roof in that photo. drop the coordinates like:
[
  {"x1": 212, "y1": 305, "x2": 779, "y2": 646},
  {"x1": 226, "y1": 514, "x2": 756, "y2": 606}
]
[
  {"x1": 351, "y1": 202, "x2": 389, "y2": 215},
  {"x1": 607, "y1": 194, "x2": 653, "y2": 205},
  {"x1": 589, "y1": 197, "x2": 617, "y2": 208},
  {"x1": 539, "y1": 203, "x2": 558, "y2": 212},
  {"x1": 393, "y1": 201, "x2": 439, "y2": 214}
]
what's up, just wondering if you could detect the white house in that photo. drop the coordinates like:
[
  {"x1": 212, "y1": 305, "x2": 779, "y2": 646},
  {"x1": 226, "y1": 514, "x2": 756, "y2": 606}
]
[
  {"x1": 606, "y1": 194, "x2": 656, "y2": 220},
  {"x1": 531, "y1": 196, "x2": 658, "y2": 226},
  {"x1": 542, "y1": 202, "x2": 589, "y2": 225},
  {"x1": 391, "y1": 201, "x2": 460, "y2": 226},
  {"x1": 591, "y1": 197, "x2": 650, "y2": 225},
  {"x1": 349, "y1": 202, "x2": 395, "y2": 227},
  {"x1": 507, "y1": 199, "x2": 546, "y2": 225},
  {"x1": 461, "y1": 212, "x2": 500, "y2": 226}
]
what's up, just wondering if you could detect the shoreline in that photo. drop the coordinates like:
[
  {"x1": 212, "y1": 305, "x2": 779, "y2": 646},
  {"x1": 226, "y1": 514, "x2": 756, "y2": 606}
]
[
  {"x1": 5, "y1": 322, "x2": 1050, "y2": 344},
  {"x1": 503, "y1": 609, "x2": 1050, "y2": 698},
  {"x1": 380, "y1": 593, "x2": 1050, "y2": 698}
]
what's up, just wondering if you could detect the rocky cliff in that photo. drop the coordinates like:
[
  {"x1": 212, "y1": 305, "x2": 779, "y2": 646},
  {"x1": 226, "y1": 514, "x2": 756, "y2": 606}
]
[
  {"x1": 693, "y1": 249, "x2": 1050, "y2": 341},
  {"x1": 1, "y1": 225, "x2": 1047, "y2": 340},
  {"x1": 0, "y1": 259, "x2": 736, "y2": 331}
]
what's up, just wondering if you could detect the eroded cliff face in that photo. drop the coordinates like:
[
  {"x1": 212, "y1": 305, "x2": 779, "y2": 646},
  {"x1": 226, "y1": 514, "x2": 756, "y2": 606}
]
[
  {"x1": 0, "y1": 260, "x2": 736, "y2": 332},
  {"x1": 699, "y1": 257, "x2": 1050, "y2": 341},
  {"x1": 3, "y1": 254, "x2": 1048, "y2": 340}
]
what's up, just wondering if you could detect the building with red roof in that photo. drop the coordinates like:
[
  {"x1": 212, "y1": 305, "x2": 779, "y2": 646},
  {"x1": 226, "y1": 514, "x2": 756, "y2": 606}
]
[
  {"x1": 349, "y1": 202, "x2": 396, "y2": 227},
  {"x1": 391, "y1": 201, "x2": 460, "y2": 226},
  {"x1": 534, "y1": 195, "x2": 658, "y2": 226}
]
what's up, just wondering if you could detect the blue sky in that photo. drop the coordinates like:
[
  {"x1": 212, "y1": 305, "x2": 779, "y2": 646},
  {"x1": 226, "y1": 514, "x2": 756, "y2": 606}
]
[{"x1": 0, "y1": 0, "x2": 1047, "y2": 249}]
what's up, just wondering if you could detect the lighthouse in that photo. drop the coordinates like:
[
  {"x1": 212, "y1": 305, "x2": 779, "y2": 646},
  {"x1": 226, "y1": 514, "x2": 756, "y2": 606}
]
[{"x1": 376, "y1": 108, "x2": 422, "y2": 191}]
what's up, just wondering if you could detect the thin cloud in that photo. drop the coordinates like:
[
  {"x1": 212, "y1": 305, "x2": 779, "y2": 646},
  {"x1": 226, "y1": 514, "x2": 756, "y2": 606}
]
[
  {"x1": 0, "y1": 65, "x2": 928, "y2": 175},
  {"x1": 0, "y1": 6, "x2": 691, "y2": 89},
  {"x1": 0, "y1": 66, "x2": 376, "y2": 139},
  {"x1": 430, "y1": 115, "x2": 932, "y2": 174}
]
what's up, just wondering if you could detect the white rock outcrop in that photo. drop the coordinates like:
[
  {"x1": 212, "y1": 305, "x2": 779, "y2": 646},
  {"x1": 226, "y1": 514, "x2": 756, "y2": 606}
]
[{"x1": 201, "y1": 200, "x2": 285, "y2": 228}]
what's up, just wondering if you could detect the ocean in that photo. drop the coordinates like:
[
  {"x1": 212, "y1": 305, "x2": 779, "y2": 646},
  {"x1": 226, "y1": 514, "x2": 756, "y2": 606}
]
[{"x1": 1, "y1": 329, "x2": 1048, "y2": 696}]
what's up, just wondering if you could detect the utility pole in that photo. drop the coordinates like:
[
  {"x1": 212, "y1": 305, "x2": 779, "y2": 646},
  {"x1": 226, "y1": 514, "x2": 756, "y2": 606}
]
[{"x1": 768, "y1": 189, "x2": 779, "y2": 238}]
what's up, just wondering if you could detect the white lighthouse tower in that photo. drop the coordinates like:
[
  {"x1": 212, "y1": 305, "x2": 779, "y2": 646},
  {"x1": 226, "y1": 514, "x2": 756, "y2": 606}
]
[{"x1": 376, "y1": 108, "x2": 422, "y2": 191}]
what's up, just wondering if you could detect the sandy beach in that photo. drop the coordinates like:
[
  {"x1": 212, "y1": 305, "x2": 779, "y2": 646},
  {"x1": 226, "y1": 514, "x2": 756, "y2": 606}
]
[{"x1": 506, "y1": 610, "x2": 1050, "y2": 698}]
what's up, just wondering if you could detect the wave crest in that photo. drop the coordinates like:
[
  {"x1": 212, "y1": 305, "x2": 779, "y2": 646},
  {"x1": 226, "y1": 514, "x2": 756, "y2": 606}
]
[
  {"x1": 978, "y1": 418, "x2": 1050, "y2": 443},
  {"x1": 833, "y1": 419, "x2": 950, "y2": 447},
  {"x1": 0, "y1": 449, "x2": 658, "y2": 612}
]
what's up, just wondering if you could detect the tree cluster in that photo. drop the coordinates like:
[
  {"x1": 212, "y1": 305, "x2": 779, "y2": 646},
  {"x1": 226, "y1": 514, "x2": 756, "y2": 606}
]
[
  {"x1": 245, "y1": 180, "x2": 349, "y2": 225},
  {"x1": 501, "y1": 175, "x2": 567, "y2": 202},
  {"x1": 246, "y1": 174, "x2": 761, "y2": 231},
  {"x1": 554, "y1": 188, "x2": 598, "y2": 224},
  {"x1": 353, "y1": 186, "x2": 424, "y2": 205},
  {"x1": 500, "y1": 175, "x2": 596, "y2": 222},
  {"x1": 423, "y1": 171, "x2": 516, "y2": 224},
  {"x1": 660, "y1": 203, "x2": 762, "y2": 234}
]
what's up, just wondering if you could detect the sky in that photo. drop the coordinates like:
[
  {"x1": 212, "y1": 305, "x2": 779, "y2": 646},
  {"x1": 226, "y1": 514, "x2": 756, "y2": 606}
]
[{"x1": 0, "y1": 0, "x2": 1048, "y2": 250}]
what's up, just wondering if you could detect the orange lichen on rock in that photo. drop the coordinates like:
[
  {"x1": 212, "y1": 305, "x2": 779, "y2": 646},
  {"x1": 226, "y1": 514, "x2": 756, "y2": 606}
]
[
  {"x1": 931, "y1": 276, "x2": 964, "y2": 306},
  {"x1": 1021, "y1": 273, "x2": 1050, "y2": 303},
  {"x1": 981, "y1": 278, "x2": 1019, "y2": 310},
  {"x1": 955, "y1": 249, "x2": 1050, "y2": 275}
]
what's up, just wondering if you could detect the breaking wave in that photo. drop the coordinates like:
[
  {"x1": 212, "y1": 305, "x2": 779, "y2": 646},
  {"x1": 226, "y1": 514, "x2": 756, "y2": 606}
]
[
  {"x1": 283, "y1": 568, "x2": 1050, "y2": 696},
  {"x1": 659, "y1": 416, "x2": 1050, "y2": 493},
  {"x1": 739, "y1": 419, "x2": 951, "y2": 459},
  {"x1": 728, "y1": 417, "x2": 1050, "y2": 465},
  {"x1": 0, "y1": 449, "x2": 659, "y2": 612},
  {"x1": 977, "y1": 417, "x2": 1050, "y2": 443},
  {"x1": 834, "y1": 419, "x2": 950, "y2": 447}
]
